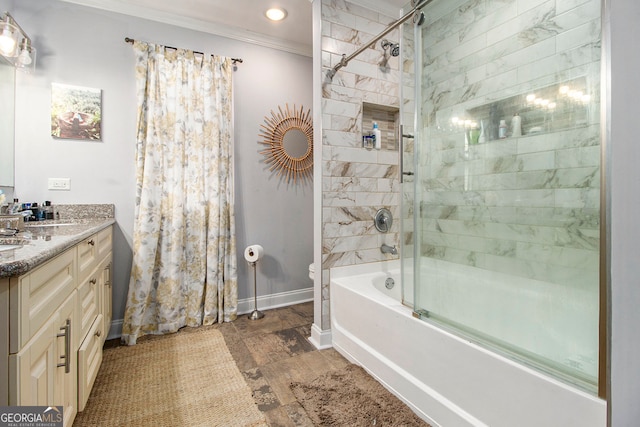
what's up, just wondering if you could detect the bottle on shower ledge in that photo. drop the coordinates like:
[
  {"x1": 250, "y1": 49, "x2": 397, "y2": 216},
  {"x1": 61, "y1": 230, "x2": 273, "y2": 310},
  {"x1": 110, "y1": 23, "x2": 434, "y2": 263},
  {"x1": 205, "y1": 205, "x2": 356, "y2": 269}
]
[
  {"x1": 372, "y1": 122, "x2": 382, "y2": 150},
  {"x1": 498, "y1": 120, "x2": 508, "y2": 139},
  {"x1": 478, "y1": 120, "x2": 486, "y2": 144},
  {"x1": 511, "y1": 113, "x2": 522, "y2": 137}
]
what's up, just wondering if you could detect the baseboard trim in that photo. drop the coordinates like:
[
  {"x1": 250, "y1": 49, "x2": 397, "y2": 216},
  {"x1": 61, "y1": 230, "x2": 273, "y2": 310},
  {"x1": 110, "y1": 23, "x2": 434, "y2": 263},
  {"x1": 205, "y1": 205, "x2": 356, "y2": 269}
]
[
  {"x1": 237, "y1": 287, "x2": 313, "y2": 314},
  {"x1": 107, "y1": 287, "x2": 314, "y2": 340},
  {"x1": 107, "y1": 319, "x2": 123, "y2": 341},
  {"x1": 309, "y1": 323, "x2": 333, "y2": 350}
]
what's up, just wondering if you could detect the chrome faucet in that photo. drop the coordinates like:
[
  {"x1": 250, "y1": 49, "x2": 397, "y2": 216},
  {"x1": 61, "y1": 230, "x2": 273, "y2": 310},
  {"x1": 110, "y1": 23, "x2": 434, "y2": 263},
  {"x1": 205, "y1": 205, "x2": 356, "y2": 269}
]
[{"x1": 380, "y1": 244, "x2": 397, "y2": 255}]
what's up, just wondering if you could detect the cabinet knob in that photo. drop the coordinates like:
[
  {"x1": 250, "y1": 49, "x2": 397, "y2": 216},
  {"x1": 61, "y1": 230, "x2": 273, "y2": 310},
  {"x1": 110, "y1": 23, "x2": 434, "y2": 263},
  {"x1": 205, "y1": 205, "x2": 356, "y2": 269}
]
[
  {"x1": 95, "y1": 329, "x2": 102, "y2": 337},
  {"x1": 88, "y1": 239, "x2": 95, "y2": 246},
  {"x1": 90, "y1": 278, "x2": 97, "y2": 285}
]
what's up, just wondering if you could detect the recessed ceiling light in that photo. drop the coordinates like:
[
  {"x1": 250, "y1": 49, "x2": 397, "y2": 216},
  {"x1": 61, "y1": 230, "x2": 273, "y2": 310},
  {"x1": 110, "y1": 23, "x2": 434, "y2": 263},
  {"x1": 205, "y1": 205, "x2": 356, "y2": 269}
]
[{"x1": 265, "y1": 7, "x2": 287, "y2": 21}]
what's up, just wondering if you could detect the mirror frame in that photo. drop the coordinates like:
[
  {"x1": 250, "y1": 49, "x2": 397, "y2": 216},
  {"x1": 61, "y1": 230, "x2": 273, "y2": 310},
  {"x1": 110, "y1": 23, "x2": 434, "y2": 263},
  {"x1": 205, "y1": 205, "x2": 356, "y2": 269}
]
[{"x1": 259, "y1": 104, "x2": 313, "y2": 183}]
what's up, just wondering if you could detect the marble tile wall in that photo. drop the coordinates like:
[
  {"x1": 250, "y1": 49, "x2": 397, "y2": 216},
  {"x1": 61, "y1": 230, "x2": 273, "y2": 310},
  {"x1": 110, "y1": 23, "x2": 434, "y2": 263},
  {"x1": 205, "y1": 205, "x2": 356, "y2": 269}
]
[
  {"x1": 416, "y1": 0, "x2": 601, "y2": 288},
  {"x1": 321, "y1": 0, "x2": 401, "y2": 329}
]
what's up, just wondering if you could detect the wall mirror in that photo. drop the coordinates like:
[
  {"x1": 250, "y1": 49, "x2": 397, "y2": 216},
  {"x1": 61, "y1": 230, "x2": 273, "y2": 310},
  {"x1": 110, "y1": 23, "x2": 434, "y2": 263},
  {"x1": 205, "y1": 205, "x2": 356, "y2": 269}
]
[
  {"x1": 259, "y1": 104, "x2": 313, "y2": 183},
  {"x1": 0, "y1": 56, "x2": 15, "y2": 187}
]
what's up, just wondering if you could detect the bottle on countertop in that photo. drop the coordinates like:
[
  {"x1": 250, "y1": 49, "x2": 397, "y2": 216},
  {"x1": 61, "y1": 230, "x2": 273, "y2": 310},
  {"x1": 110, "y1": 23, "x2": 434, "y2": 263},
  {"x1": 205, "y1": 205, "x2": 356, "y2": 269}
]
[
  {"x1": 30, "y1": 202, "x2": 39, "y2": 221},
  {"x1": 372, "y1": 122, "x2": 382, "y2": 150},
  {"x1": 7, "y1": 198, "x2": 20, "y2": 214},
  {"x1": 44, "y1": 201, "x2": 54, "y2": 220}
]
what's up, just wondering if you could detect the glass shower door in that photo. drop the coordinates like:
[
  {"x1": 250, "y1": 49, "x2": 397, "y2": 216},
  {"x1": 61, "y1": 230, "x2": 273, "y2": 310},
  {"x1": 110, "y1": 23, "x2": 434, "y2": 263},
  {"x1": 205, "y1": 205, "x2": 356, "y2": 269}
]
[
  {"x1": 399, "y1": 1, "x2": 417, "y2": 308},
  {"x1": 412, "y1": 0, "x2": 602, "y2": 392}
]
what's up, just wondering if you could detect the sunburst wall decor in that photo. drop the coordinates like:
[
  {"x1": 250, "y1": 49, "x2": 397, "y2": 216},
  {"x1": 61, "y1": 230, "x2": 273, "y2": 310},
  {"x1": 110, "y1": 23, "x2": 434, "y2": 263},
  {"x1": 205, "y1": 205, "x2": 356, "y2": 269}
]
[{"x1": 258, "y1": 103, "x2": 313, "y2": 183}]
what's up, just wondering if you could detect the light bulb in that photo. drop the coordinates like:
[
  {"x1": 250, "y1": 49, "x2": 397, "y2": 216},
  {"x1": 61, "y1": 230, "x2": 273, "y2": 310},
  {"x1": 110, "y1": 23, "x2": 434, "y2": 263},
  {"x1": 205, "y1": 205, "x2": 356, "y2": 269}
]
[
  {"x1": 0, "y1": 25, "x2": 17, "y2": 55},
  {"x1": 18, "y1": 48, "x2": 31, "y2": 65}
]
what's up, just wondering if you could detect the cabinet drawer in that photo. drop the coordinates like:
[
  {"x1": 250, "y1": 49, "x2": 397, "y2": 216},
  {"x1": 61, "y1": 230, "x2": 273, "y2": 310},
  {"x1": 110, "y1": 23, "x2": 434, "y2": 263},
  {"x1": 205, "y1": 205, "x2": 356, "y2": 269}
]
[
  {"x1": 96, "y1": 226, "x2": 112, "y2": 265},
  {"x1": 78, "y1": 314, "x2": 103, "y2": 412},
  {"x1": 10, "y1": 249, "x2": 76, "y2": 353},
  {"x1": 77, "y1": 273, "x2": 99, "y2": 340},
  {"x1": 77, "y1": 234, "x2": 98, "y2": 283}
]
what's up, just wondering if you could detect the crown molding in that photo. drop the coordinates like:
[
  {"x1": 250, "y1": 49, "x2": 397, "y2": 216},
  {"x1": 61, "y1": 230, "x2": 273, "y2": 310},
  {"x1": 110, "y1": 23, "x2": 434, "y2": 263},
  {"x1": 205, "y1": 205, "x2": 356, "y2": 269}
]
[
  {"x1": 59, "y1": 0, "x2": 312, "y2": 57},
  {"x1": 347, "y1": 0, "x2": 405, "y2": 18}
]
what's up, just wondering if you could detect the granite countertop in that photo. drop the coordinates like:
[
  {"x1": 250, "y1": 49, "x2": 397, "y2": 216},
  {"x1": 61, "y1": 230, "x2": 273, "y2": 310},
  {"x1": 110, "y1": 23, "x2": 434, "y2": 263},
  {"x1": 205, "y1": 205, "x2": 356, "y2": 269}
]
[{"x1": 0, "y1": 218, "x2": 115, "y2": 278}]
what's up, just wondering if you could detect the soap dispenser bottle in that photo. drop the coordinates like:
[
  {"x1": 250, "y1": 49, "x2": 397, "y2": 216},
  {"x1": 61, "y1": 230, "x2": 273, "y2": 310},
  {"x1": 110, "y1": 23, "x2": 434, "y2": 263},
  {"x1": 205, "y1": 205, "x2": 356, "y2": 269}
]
[{"x1": 372, "y1": 122, "x2": 382, "y2": 150}]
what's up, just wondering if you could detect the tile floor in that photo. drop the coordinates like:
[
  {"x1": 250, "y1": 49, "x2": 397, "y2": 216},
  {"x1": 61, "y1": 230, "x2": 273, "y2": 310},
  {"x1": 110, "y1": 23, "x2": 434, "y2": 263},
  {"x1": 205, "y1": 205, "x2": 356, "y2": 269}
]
[
  {"x1": 105, "y1": 302, "x2": 351, "y2": 426},
  {"x1": 219, "y1": 302, "x2": 351, "y2": 426}
]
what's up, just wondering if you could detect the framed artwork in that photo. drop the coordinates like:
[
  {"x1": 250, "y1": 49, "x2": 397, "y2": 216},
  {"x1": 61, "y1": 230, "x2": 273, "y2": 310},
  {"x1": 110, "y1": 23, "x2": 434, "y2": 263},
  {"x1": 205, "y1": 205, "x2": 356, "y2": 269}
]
[{"x1": 51, "y1": 83, "x2": 102, "y2": 141}]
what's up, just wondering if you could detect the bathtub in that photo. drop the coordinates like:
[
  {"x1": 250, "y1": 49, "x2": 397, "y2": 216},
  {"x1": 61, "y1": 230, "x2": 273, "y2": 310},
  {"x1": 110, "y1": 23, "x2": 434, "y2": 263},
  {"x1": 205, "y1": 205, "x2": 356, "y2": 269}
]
[{"x1": 330, "y1": 260, "x2": 606, "y2": 427}]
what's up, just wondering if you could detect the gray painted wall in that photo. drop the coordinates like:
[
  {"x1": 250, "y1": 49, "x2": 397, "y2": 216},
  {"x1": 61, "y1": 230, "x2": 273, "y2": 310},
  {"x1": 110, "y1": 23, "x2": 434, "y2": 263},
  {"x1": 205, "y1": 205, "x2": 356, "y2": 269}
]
[
  {"x1": 3, "y1": 0, "x2": 313, "y2": 329},
  {"x1": 609, "y1": 0, "x2": 640, "y2": 424}
]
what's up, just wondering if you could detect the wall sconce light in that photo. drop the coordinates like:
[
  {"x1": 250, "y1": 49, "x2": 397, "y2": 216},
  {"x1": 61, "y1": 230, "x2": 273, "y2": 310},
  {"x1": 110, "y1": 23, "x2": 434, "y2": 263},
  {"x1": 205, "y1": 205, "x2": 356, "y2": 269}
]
[{"x1": 0, "y1": 12, "x2": 36, "y2": 72}]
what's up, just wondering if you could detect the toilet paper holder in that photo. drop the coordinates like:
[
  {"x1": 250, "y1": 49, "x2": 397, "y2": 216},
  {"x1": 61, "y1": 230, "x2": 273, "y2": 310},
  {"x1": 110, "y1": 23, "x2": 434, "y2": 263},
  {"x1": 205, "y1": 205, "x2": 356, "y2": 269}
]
[{"x1": 245, "y1": 244, "x2": 265, "y2": 320}]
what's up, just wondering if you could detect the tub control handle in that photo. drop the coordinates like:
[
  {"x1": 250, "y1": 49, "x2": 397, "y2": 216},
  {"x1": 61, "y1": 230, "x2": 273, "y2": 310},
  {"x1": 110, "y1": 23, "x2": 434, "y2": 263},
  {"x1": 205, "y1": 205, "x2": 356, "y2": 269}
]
[{"x1": 374, "y1": 208, "x2": 393, "y2": 233}]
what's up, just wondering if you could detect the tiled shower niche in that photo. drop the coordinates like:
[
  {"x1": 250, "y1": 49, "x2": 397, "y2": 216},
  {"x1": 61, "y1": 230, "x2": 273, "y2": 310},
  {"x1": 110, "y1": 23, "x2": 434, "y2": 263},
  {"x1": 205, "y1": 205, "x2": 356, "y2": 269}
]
[
  {"x1": 362, "y1": 102, "x2": 400, "y2": 151},
  {"x1": 462, "y1": 77, "x2": 594, "y2": 143}
]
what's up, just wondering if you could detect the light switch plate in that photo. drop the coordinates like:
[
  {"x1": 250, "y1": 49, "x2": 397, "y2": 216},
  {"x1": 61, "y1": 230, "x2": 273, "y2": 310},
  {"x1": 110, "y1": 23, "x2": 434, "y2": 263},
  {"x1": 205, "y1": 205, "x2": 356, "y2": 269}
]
[{"x1": 48, "y1": 178, "x2": 71, "y2": 190}]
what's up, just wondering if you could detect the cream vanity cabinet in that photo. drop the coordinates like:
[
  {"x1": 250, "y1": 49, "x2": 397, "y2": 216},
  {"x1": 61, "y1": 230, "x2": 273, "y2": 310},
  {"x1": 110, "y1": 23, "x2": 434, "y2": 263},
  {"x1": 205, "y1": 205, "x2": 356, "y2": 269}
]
[{"x1": 1, "y1": 224, "x2": 113, "y2": 426}]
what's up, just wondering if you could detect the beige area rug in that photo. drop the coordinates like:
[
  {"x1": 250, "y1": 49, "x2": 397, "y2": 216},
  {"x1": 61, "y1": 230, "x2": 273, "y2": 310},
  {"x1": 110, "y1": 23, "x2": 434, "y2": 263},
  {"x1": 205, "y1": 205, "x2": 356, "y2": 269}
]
[
  {"x1": 290, "y1": 364, "x2": 430, "y2": 427},
  {"x1": 74, "y1": 327, "x2": 267, "y2": 427}
]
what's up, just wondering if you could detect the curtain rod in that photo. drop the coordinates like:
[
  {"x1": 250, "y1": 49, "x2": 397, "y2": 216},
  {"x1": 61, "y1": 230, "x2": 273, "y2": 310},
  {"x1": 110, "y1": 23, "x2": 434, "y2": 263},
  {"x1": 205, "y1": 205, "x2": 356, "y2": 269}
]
[
  {"x1": 326, "y1": 0, "x2": 432, "y2": 80},
  {"x1": 124, "y1": 37, "x2": 243, "y2": 64}
]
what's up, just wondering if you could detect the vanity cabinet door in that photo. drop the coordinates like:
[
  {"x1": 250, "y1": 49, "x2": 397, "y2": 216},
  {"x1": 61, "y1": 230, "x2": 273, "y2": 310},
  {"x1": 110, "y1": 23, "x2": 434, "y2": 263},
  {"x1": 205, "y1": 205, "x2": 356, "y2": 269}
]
[
  {"x1": 10, "y1": 314, "x2": 57, "y2": 406},
  {"x1": 9, "y1": 319, "x2": 57, "y2": 406},
  {"x1": 11, "y1": 292, "x2": 78, "y2": 426},
  {"x1": 55, "y1": 292, "x2": 77, "y2": 427}
]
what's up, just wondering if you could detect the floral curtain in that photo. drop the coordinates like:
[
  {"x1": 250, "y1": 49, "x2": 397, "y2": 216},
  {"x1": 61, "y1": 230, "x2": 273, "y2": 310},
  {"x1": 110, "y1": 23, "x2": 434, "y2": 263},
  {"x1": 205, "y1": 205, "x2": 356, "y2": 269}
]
[{"x1": 122, "y1": 41, "x2": 237, "y2": 345}]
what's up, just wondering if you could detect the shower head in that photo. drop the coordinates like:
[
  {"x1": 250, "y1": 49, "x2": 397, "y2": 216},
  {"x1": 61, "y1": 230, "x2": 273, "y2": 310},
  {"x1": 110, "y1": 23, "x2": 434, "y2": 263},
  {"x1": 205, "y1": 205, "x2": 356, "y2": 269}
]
[
  {"x1": 390, "y1": 43, "x2": 400, "y2": 57},
  {"x1": 380, "y1": 39, "x2": 400, "y2": 57}
]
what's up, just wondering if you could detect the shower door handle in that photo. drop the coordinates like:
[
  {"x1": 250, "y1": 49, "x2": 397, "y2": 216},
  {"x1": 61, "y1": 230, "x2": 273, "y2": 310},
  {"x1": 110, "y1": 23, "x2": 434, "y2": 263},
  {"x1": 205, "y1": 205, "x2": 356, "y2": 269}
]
[{"x1": 399, "y1": 124, "x2": 415, "y2": 183}]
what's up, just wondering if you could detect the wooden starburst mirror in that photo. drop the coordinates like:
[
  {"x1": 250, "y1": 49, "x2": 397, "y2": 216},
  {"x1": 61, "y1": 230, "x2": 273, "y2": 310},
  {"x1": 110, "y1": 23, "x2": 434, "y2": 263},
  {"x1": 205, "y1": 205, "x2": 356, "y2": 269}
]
[{"x1": 259, "y1": 104, "x2": 313, "y2": 183}]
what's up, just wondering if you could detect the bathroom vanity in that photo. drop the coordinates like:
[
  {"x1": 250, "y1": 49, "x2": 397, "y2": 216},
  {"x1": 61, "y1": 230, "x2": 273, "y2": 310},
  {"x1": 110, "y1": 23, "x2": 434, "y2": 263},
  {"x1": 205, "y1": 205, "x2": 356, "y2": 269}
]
[{"x1": 0, "y1": 218, "x2": 114, "y2": 426}]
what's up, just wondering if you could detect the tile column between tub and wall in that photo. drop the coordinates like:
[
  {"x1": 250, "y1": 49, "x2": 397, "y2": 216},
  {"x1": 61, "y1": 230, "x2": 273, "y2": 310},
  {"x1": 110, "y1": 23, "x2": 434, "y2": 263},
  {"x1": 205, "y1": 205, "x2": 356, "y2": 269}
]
[{"x1": 320, "y1": 0, "x2": 402, "y2": 331}]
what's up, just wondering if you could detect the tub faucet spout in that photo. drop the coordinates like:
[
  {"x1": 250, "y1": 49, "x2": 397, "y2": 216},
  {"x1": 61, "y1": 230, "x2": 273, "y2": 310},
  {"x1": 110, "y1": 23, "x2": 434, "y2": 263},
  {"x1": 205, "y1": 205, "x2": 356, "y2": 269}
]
[{"x1": 381, "y1": 244, "x2": 397, "y2": 255}]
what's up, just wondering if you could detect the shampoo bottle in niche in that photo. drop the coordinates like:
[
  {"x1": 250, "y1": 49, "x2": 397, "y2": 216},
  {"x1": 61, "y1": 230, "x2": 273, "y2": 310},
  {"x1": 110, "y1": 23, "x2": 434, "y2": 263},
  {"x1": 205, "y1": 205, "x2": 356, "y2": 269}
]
[
  {"x1": 478, "y1": 120, "x2": 486, "y2": 144},
  {"x1": 372, "y1": 122, "x2": 382, "y2": 150},
  {"x1": 511, "y1": 113, "x2": 522, "y2": 137},
  {"x1": 499, "y1": 120, "x2": 507, "y2": 139}
]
